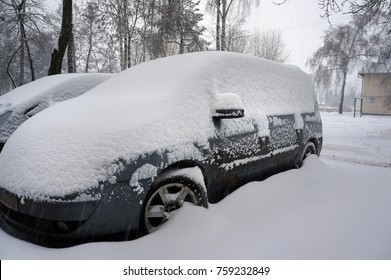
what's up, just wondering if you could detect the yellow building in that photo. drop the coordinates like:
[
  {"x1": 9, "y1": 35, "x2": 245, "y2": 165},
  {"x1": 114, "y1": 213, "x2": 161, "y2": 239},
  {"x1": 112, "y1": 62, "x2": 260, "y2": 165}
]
[{"x1": 359, "y1": 72, "x2": 391, "y2": 116}]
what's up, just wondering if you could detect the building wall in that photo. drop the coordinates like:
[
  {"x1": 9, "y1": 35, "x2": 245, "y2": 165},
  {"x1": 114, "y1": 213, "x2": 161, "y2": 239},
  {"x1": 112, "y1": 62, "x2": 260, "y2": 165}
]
[{"x1": 361, "y1": 73, "x2": 391, "y2": 115}]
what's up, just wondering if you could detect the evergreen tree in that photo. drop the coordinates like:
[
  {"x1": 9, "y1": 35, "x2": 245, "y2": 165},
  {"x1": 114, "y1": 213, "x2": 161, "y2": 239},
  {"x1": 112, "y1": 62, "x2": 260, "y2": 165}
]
[{"x1": 159, "y1": 0, "x2": 207, "y2": 55}]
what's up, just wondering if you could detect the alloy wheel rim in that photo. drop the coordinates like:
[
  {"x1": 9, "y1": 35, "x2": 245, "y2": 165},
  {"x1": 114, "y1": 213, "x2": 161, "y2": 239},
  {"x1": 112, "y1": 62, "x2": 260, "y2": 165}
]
[{"x1": 144, "y1": 183, "x2": 197, "y2": 233}]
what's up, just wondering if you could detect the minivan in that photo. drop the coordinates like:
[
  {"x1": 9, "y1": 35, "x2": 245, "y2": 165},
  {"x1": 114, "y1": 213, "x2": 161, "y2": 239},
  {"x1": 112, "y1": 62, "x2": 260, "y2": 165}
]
[{"x1": 0, "y1": 52, "x2": 322, "y2": 247}]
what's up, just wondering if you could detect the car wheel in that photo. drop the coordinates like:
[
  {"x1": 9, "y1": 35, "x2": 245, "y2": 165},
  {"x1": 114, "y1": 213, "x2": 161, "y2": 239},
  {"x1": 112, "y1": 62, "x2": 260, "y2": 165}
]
[
  {"x1": 295, "y1": 141, "x2": 317, "y2": 168},
  {"x1": 140, "y1": 170, "x2": 208, "y2": 234}
]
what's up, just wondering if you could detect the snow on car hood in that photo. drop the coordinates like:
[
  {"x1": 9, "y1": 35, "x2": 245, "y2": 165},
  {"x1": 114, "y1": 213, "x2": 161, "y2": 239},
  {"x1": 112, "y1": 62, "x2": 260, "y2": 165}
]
[{"x1": 0, "y1": 52, "x2": 316, "y2": 200}]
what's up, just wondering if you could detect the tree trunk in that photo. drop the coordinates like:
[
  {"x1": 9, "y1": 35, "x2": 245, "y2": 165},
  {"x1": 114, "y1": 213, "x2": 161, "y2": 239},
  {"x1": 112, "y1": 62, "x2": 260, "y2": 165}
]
[
  {"x1": 24, "y1": 36, "x2": 35, "y2": 81},
  {"x1": 48, "y1": 0, "x2": 73, "y2": 75},
  {"x1": 339, "y1": 70, "x2": 348, "y2": 114},
  {"x1": 124, "y1": 34, "x2": 128, "y2": 69},
  {"x1": 67, "y1": 1, "x2": 75, "y2": 73},
  {"x1": 6, "y1": 46, "x2": 22, "y2": 89},
  {"x1": 179, "y1": 34, "x2": 184, "y2": 54},
  {"x1": 221, "y1": 0, "x2": 227, "y2": 51},
  {"x1": 19, "y1": 0, "x2": 35, "y2": 81},
  {"x1": 18, "y1": 13, "x2": 25, "y2": 86},
  {"x1": 85, "y1": 22, "x2": 93, "y2": 73},
  {"x1": 67, "y1": 3, "x2": 76, "y2": 74},
  {"x1": 67, "y1": 27, "x2": 76, "y2": 73},
  {"x1": 119, "y1": 32, "x2": 125, "y2": 70},
  {"x1": 215, "y1": 0, "x2": 221, "y2": 51},
  {"x1": 127, "y1": 37, "x2": 132, "y2": 67}
]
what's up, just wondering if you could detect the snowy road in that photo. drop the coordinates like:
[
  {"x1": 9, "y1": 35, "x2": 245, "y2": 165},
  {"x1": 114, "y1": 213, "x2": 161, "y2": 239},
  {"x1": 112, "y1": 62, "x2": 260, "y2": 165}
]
[
  {"x1": 321, "y1": 112, "x2": 391, "y2": 168},
  {"x1": 1, "y1": 112, "x2": 391, "y2": 259}
]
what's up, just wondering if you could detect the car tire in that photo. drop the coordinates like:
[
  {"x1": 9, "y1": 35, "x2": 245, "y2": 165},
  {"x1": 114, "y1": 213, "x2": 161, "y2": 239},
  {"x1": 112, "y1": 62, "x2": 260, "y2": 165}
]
[
  {"x1": 139, "y1": 169, "x2": 208, "y2": 234},
  {"x1": 295, "y1": 141, "x2": 317, "y2": 168}
]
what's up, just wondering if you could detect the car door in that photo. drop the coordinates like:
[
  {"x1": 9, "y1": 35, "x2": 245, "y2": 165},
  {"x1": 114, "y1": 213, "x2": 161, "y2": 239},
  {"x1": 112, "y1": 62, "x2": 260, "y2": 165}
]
[
  {"x1": 267, "y1": 114, "x2": 300, "y2": 170},
  {"x1": 207, "y1": 116, "x2": 274, "y2": 202}
]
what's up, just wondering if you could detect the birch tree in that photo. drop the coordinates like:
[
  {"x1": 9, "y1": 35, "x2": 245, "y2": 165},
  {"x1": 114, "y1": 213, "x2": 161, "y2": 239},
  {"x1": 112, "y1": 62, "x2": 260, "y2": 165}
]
[
  {"x1": 307, "y1": 16, "x2": 370, "y2": 114},
  {"x1": 206, "y1": 0, "x2": 259, "y2": 51},
  {"x1": 78, "y1": 1, "x2": 107, "y2": 73},
  {"x1": 67, "y1": 1, "x2": 75, "y2": 73},
  {"x1": 100, "y1": 0, "x2": 142, "y2": 70},
  {"x1": 319, "y1": 0, "x2": 391, "y2": 58}
]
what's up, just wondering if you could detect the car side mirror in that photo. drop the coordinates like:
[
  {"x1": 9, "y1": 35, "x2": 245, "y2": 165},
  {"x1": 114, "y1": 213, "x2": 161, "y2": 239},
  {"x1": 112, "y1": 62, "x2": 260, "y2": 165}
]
[{"x1": 213, "y1": 92, "x2": 244, "y2": 119}]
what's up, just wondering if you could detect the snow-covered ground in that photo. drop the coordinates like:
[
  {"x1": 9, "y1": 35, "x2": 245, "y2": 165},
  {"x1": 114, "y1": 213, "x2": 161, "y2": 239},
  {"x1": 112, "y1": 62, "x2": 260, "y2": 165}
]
[{"x1": 1, "y1": 112, "x2": 391, "y2": 259}]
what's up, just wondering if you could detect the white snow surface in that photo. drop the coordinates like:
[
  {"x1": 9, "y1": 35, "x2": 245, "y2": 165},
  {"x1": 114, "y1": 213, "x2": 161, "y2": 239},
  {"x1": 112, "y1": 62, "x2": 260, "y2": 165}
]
[
  {"x1": 321, "y1": 113, "x2": 391, "y2": 168},
  {"x1": 0, "y1": 52, "x2": 316, "y2": 199},
  {"x1": 1, "y1": 112, "x2": 391, "y2": 259},
  {"x1": 0, "y1": 73, "x2": 114, "y2": 142},
  {"x1": 0, "y1": 73, "x2": 113, "y2": 116},
  {"x1": 0, "y1": 74, "x2": 73, "y2": 113},
  {"x1": 214, "y1": 92, "x2": 244, "y2": 110}
]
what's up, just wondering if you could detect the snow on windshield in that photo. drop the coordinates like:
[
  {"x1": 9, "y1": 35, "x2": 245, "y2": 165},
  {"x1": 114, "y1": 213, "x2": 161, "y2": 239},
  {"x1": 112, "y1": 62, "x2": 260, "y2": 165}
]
[{"x1": 0, "y1": 52, "x2": 316, "y2": 200}]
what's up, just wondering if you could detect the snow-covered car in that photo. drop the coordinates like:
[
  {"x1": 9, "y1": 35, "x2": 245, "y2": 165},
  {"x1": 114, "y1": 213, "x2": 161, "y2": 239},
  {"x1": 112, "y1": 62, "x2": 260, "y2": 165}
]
[
  {"x1": 0, "y1": 73, "x2": 114, "y2": 152},
  {"x1": 0, "y1": 52, "x2": 322, "y2": 247}
]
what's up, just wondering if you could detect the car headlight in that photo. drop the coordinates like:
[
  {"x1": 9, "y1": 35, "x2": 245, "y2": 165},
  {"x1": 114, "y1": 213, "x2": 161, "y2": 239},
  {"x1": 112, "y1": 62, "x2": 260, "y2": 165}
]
[{"x1": 0, "y1": 111, "x2": 12, "y2": 126}]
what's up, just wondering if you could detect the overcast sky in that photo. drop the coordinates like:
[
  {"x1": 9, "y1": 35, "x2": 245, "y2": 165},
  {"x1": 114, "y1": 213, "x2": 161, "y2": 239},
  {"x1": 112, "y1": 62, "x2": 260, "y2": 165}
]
[{"x1": 247, "y1": 0, "x2": 352, "y2": 72}]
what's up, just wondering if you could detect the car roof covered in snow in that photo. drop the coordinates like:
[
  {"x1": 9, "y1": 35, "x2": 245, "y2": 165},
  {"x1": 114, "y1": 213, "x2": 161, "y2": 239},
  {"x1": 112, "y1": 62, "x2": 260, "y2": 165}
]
[{"x1": 0, "y1": 52, "x2": 316, "y2": 200}]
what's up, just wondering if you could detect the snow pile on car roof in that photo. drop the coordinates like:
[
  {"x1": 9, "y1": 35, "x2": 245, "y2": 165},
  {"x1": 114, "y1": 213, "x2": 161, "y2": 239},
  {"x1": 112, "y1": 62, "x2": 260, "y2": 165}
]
[{"x1": 0, "y1": 52, "x2": 316, "y2": 200}]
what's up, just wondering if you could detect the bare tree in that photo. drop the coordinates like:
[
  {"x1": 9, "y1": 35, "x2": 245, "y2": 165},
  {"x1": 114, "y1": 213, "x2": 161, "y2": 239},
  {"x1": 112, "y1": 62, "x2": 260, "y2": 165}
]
[
  {"x1": 0, "y1": 0, "x2": 50, "y2": 91},
  {"x1": 319, "y1": 0, "x2": 391, "y2": 58},
  {"x1": 250, "y1": 28, "x2": 290, "y2": 63},
  {"x1": 319, "y1": 0, "x2": 390, "y2": 19},
  {"x1": 224, "y1": 14, "x2": 249, "y2": 53},
  {"x1": 79, "y1": 1, "x2": 98, "y2": 73},
  {"x1": 1, "y1": 0, "x2": 37, "y2": 85},
  {"x1": 100, "y1": 0, "x2": 142, "y2": 70},
  {"x1": 206, "y1": 0, "x2": 259, "y2": 51},
  {"x1": 307, "y1": 16, "x2": 371, "y2": 114}
]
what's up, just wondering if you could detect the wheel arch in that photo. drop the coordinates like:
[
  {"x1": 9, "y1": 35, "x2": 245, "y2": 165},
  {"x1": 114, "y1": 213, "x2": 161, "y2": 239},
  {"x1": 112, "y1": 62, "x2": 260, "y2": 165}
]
[
  {"x1": 157, "y1": 160, "x2": 208, "y2": 189},
  {"x1": 306, "y1": 137, "x2": 321, "y2": 156},
  {"x1": 139, "y1": 160, "x2": 209, "y2": 234},
  {"x1": 294, "y1": 137, "x2": 319, "y2": 168}
]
